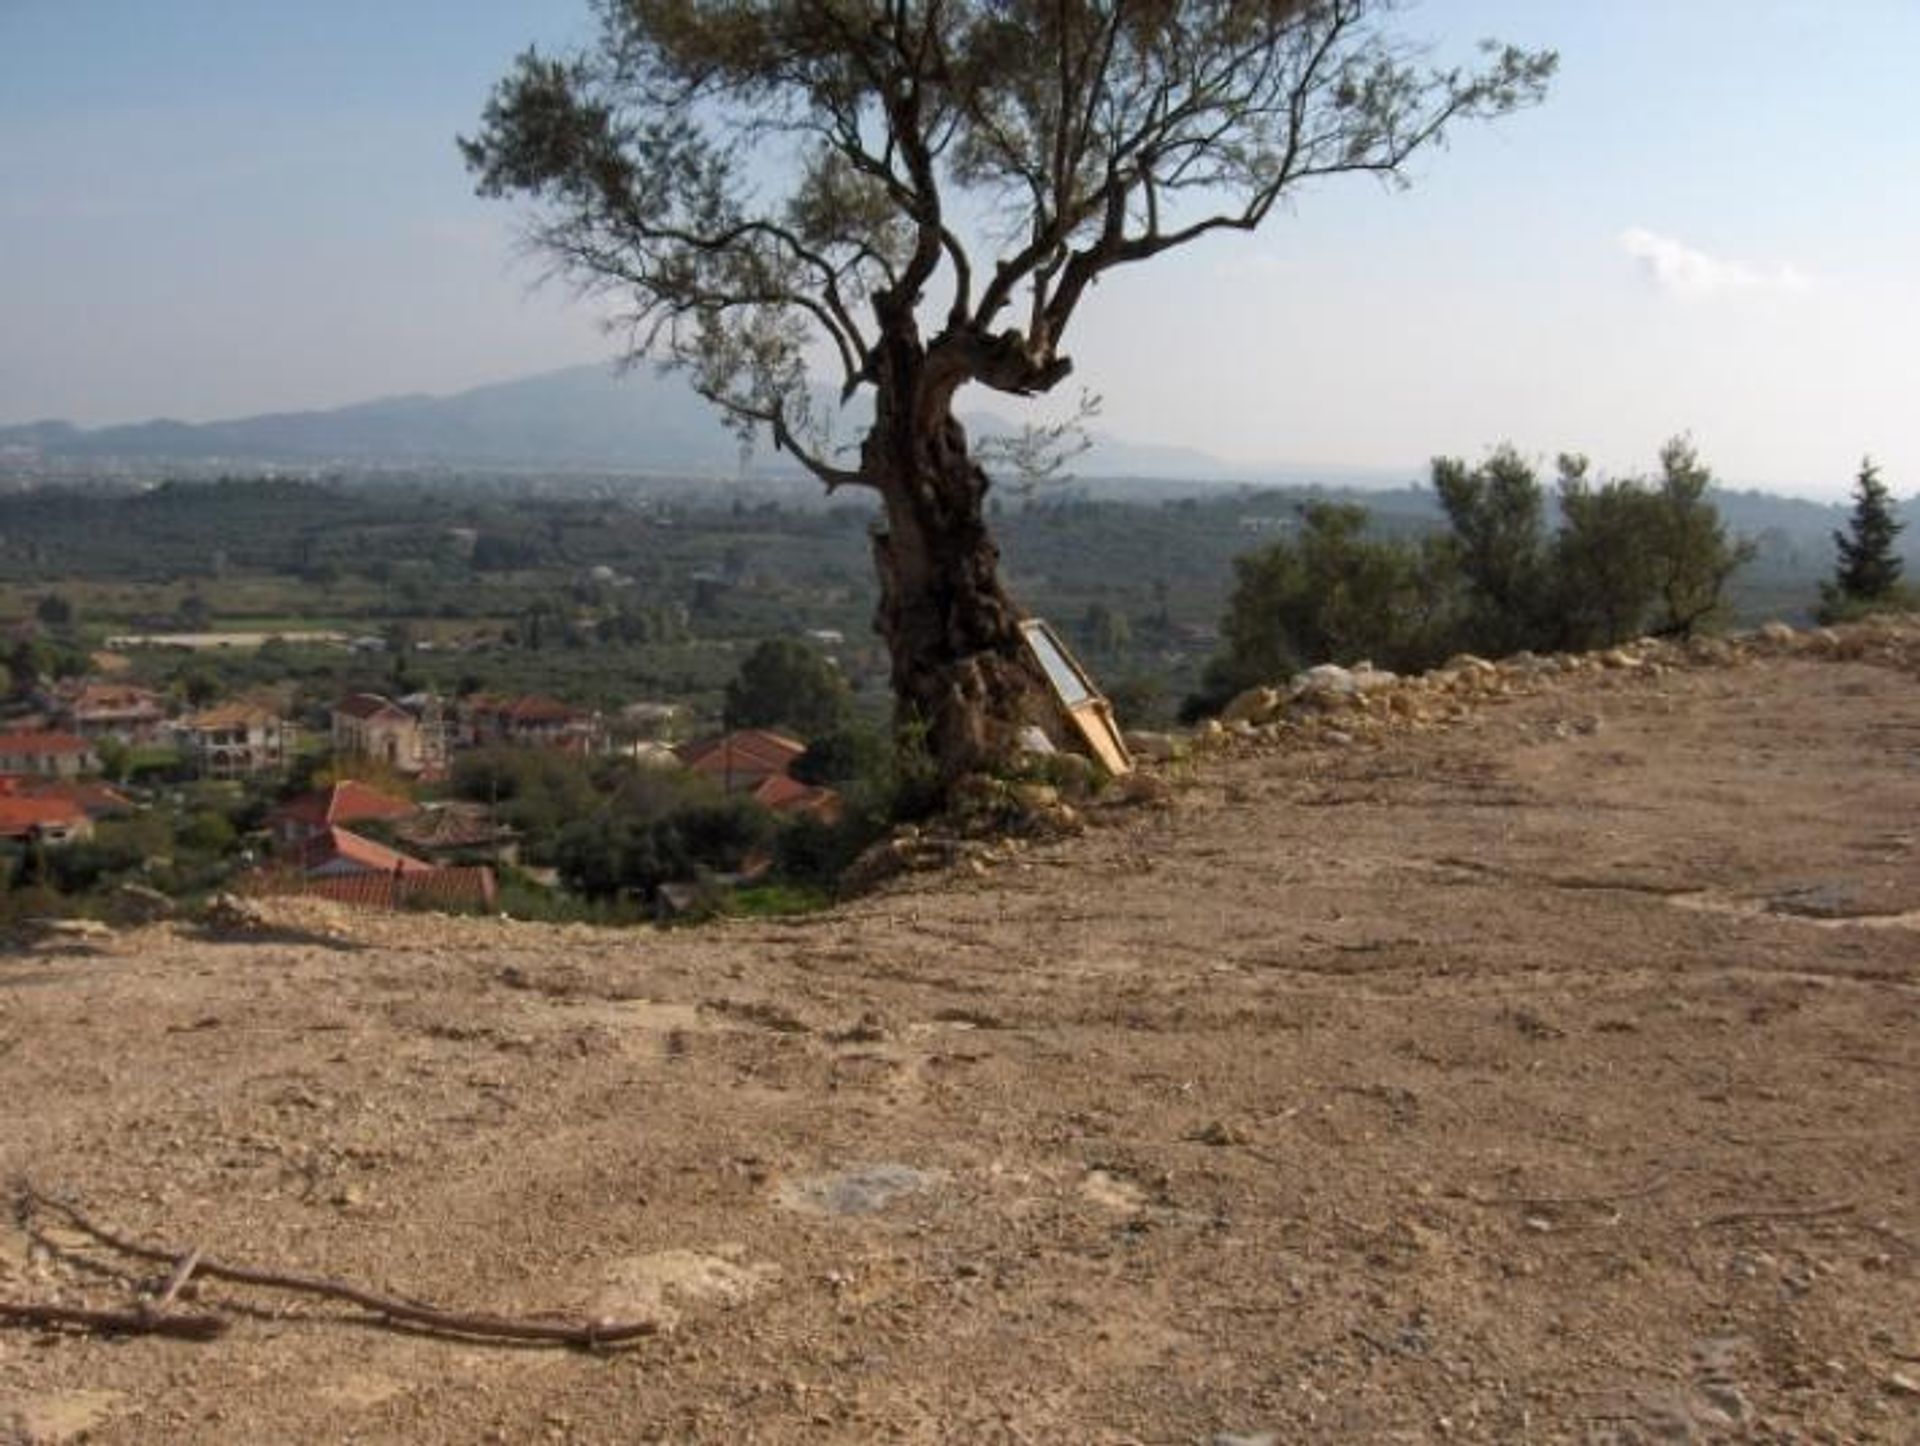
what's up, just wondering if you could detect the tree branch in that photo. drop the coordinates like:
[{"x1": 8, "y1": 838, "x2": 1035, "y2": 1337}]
[{"x1": 18, "y1": 1187, "x2": 661, "y2": 1349}]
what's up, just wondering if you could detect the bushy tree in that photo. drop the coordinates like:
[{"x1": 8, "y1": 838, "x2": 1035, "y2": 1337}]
[
  {"x1": 791, "y1": 721, "x2": 892, "y2": 786},
  {"x1": 556, "y1": 776, "x2": 774, "y2": 899},
  {"x1": 452, "y1": 747, "x2": 604, "y2": 860},
  {"x1": 464, "y1": 0, "x2": 1553, "y2": 784},
  {"x1": 1551, "y1": 452, "x2": 1663, "y2": 649},
  {"x1": 1820, "y1": 457, "x2": 1906, "y2": 619},
  {"x1": 1197, "y1": 437, "x2": 1755, "y2": 713},
  {"x1": 94, "y1": 738, "x2": 134, "y2": 785},
  {"x1": 8, "y1": 636, "x2": 87, "y2": 694},
  {"x1": 176, "y1": 810, "x2": 239, "y2": 854},
  {"x1": 1210, "y1": 500, "x2": 1459, "y2": 694},
  {"x1": 1645, "y1": 437, "x2": 1755, "y2": 638},
  {"x1": 724, "y1": 637, "x2": 852, "y2": 739},
  {"x1": 1437, "y1": 437, "x2": 1751, "y2": 647},
  {"x1": 1431, "y1": 445, "x2": 1551, "y2": 656}
]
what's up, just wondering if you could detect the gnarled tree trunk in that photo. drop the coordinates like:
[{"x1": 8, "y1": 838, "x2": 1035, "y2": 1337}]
[{"x1": 865, "y1": 352, "x2": 1056, "y2": 784}]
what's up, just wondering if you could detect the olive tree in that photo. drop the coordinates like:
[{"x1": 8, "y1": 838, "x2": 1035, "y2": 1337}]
[
  {"x1": 1216, "y1": 499, "x2": 1458, "y2": 684},
  {"x1": 724, "y1": 636, "x2": 853, "y2": 737},
  {"x1": 1646, "y1": 437, "x2": 1755, "y2": 639},
  {"x1": 1552, "y1": 452, "x2": 1663, "y2": 649},
  {"x1": 463, "y1": 0, "x2": 1554, "y2": 784},
  {"x1": 1431, "y1": 444, "x2": 1552, "y2": 656}
]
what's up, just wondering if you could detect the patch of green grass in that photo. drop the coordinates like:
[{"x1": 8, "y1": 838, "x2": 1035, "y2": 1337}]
[{"x1": 724, "y1": 883, "x2": 833, "y2": 918}]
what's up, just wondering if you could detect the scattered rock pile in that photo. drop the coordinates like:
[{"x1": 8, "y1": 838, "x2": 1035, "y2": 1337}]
[
  {"x1": 199, "y1": 892, "x2": 358, "y2": 943},
  {"x1": 1166, "y1": 613, "x2": 1920, "y2": 757}
]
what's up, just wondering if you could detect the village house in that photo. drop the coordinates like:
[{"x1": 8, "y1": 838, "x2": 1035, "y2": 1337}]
[
  {"x1": 239, "y1": 851, "x2": 499, "y2": 914},
  {"x1": 46, "y1": 681, "x2": 169, "y2": 743},
  {"x1": 331, "y1": 692, "x2": 448, "y2": 777},
  {"x1": 237, "y1": 811, "x2": 497, "y2": 915},
  {"x1": 675, "y1": 728, "x2": 842, "y2": 822},
  {"x1": 267, "y1": 780, "x2": 417, "y2": 853},
  {"x1": 0, "y1": 792, "x2": 93, "y2": 847},
  {"x1": 237, "y1": 758, "x2": 486, "y2": 916},
  {"x1": 0, "y1": 731, "x2": 98, "y2": 779},
  {"x1": 388, "y1": 802, "x2": 518, "y2": 867},
  {"x1": 295, "y1": 826, "x2": 433, "y2": 880},
  {"x1": 459, "y1": 694, "x2": 604, "y2": 754},
  {"x1": 177, "y1": 703, "x2": 295, "y2": 780},
  {"x1": 0, "y1": 775, "x2": 133, "y2": 823},
  {"x1": 676, "y1": 728, "x2": 805, "y2": 791}
]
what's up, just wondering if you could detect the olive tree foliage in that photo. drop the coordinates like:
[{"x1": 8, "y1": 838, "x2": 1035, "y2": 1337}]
[
  {"x1": 723, "y1": 636, "x2": 854, "y2": 737},
  {"x1": 1214, "y1": 500, "x2": 1457, "y2": 688},
  {"x1": 463, "y1": 0, "x2": 1554, "y2": 781},
  {"x1": 1199, "y1": 437, "x2": 1756, "y2": 711},
  {"x1": 1644, "y1": 437, "x2": 1756, "y2": 639},
  {"x1": 1551, "y1": 451, "x2": 1664, "y2": 649},
  {"x1": 1431, "y1": 444, "x2": 1552, "y2": 656},
  {"x1": 1432, "y1": 438, "x2": 1753, "y2": 649}
]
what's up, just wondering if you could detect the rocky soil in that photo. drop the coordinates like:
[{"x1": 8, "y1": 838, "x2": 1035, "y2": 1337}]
[{"x1": 4, "y1": 620, "x2": 1919, "y2": 1445}]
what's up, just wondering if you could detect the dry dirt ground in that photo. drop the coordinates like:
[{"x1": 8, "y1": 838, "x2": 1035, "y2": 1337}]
[{"x1": 4, "y1": 632, "x2": 1919, "y2": 1445}]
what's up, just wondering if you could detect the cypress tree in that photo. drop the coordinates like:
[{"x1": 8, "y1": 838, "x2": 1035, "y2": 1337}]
[{"x1": 1823, "y1": 457, "x2": 1905, "y2": 615}]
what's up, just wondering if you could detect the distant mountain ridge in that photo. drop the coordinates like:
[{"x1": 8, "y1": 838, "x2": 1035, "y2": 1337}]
[
  {"x1": 1, "y1": 363, "x2": 1329, "y2": 486},
  {"x1": 0, "y1": 367, "x2": 750, "y2": 475},
  {"x1": 2, "y1": 369, "x2": 1899, "y2": 531}
]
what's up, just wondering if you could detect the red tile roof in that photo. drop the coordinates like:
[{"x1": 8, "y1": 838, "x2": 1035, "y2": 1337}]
[
  {"x1": 0, "y1": 732, "x2": 93, "y2": 757},
  {"x1": 676, "y1": 729, "x2": 806, "y2": 783},
  {"x1": 748, "y1": 773, "x2": 842, "y2": 820},
  {"x1": 0, "y1": 776, "x2": 134, "y2": 818},
  {"x1": 270, "y1": 781, "x2": 417, "y2": 829},
  {"x1": 240, "y1": 864, "x2": 498, "y2": 913},
  {"x1": 0, "y1": 795, "x2": 88, "y2": 837},
  {"x1": 297, "y1": 826, "x2": 433, "y2": 876}
]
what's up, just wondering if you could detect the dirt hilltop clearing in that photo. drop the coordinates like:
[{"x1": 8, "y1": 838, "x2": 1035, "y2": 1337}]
[{"x1": 5, "y1": 623, "x2": 1919, "y2": 1445}]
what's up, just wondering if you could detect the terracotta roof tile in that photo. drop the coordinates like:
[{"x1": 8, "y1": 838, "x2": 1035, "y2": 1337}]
[
  {"x1": 298, "y1": 826, "x2": 433, "y2": 875},
  {"x1": 240, "y1": 864, "x2": 497, "y2": 913},
  {"x1": 0, "y1": 776, "x2": 134, "y2": 817},
  {"x1": 0, "y1": 732, "x2": 94, "y2": 757},
  {"x1": 750, "y1": 774, "x2": 843, "y2": 820},
  {"x1": 270, "y1": 781, "x2": 417, "y2": 829},
  {"x1": 676, "y1": 729, "x2": 807, "y2": 779},
  {"x1": 0, "y1": 795, "x2": 89, "y2": 835}
]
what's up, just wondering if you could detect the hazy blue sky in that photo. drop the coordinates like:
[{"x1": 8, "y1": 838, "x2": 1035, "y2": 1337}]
[{"x1": 3, "y1": 1, "x2": 1915, "y2": 498}]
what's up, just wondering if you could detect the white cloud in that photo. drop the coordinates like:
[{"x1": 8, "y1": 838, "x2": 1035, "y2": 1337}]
[{"x1": 1619, "y1": 227, "x2": 1812, "y2": 298}]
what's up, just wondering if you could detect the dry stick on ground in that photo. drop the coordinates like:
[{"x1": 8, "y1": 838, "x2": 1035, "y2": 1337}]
[
  {"x1": 19, "y1": 1188, "x2": 658, "y2": 1348},
  {"x1": 1695, "y1": 1201, "x2": 1858, "y2": 1229},
  {"x1": 154, "y1": 1247, "x2": 202, "y2": 1311},
  {"x1": 0, "y1": 1299, "x2": 229, "y2": 1341},
  {"x1": 1461, "y1": 1170, "x2": 1674, "y2": 1210}
]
